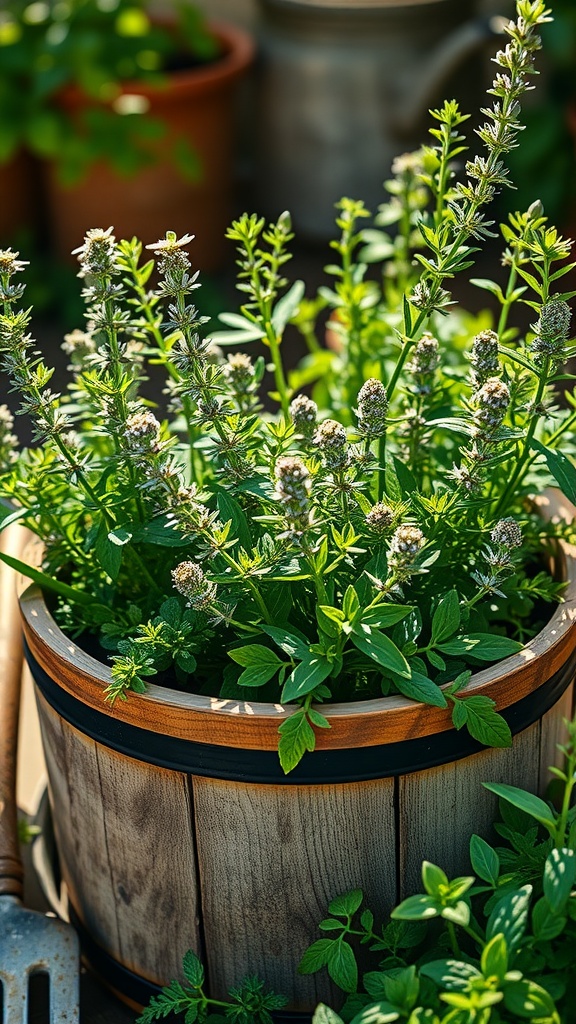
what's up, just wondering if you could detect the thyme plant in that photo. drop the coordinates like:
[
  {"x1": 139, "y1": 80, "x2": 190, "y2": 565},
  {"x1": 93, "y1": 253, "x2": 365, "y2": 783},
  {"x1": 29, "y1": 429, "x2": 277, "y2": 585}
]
[{"x1": 0, "y1": 0, "x2": 574, "y2": 772}]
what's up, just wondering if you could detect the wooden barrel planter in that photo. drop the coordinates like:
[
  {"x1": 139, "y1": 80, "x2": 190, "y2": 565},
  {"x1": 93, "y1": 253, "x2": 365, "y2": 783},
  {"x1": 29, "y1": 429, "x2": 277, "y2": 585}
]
[{"x1": 20, "y1": 492, "x2": 576, "y2": 1020}]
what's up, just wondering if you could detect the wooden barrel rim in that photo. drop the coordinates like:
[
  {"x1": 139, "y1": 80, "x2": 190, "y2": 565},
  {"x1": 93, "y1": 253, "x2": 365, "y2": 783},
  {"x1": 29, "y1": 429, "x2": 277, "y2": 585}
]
[{"x1": 20, "y1": 491, "x2": 576, "y2": 753}]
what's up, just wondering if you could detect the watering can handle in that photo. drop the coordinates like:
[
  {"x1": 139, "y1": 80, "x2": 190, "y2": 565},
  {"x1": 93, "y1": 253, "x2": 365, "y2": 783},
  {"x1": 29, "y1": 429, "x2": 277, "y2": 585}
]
[
  {"x1": 0, "y1": 524, "x2": 28, "y2": 899},
  {"x1": 391, "y1": 14, "x2": 509, "y2": 137}
]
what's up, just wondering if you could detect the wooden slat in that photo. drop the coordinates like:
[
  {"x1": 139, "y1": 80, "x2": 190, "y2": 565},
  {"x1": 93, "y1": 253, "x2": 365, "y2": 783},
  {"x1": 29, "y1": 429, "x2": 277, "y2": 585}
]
[
  {"x1": 539, "y1": 681, "x2": 574, "y2": 792},
  {"x1": 34, "y1": 690, "x2": 202, "y2": 986},
  {"x1": 397, "y1": 721, "x2": 541, "y2": 898},
  {"x1": 192, "y1": 775, "x2": 396, "y2": 1010}
]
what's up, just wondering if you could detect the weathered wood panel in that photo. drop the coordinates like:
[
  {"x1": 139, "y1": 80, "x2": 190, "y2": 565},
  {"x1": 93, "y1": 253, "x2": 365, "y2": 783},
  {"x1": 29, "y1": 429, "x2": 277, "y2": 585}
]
[
  {"x1": 35, "y1": 690, "x2": 201, "y2": 985},
  {"x1": 397, "y1": 721, "x2": 542, "y2": 897},
  {"x1": 539, "y1": 681, "x2": 574, "y2": 791},
  {"x1": 192, "y1": 776, "x2": 396, "y2": 1009}
]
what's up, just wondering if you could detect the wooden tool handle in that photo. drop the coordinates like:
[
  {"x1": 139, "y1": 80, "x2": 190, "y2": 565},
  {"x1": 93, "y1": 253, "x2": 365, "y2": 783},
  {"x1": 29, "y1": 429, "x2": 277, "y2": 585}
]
[{"x1": 0, "y1": 524, "x2": 28, "y2": 899}]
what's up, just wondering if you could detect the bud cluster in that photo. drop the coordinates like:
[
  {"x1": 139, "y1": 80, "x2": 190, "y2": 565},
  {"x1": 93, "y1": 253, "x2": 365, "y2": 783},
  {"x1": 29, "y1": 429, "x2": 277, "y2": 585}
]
[
  {"x1": 289, "y1": 394, "x2": 318, "y2": 438},
  {"x1": 356, "y1": 379, "x2": 388, "y2": 437},
  {"x1": 365, "y1": 502, "x2": 395, "y2": 534},
  {"x1": 314, "y1": 419, "x2": 350, "y2": 470},
  {"x1": 171, "y1": 561, "x2": 217, "y2": 611},
  {"x1": 388, "y1": 524, "x2": 425, "y2": 577},
  {"x1": 530, "y1": 299, "x2": 572, "y2": 363},
  {"x1": 472, "y1": 377, "x2": 510, "y2": 435},
  {"x1": 273, "y1": 456, "x2": 312, "y2": 532},
  {"x1": 406, "y1": 333, "x2": 440, "y2": 394},
  {"x1": 469, "y1": 329, "x2": 500, "y2": 386}
]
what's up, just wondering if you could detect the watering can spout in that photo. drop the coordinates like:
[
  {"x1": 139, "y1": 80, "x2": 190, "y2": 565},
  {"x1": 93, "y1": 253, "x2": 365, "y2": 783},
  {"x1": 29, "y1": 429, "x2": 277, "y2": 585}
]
[{"x1": 391, "y1": 15, "x2": 509, "y2": 138}]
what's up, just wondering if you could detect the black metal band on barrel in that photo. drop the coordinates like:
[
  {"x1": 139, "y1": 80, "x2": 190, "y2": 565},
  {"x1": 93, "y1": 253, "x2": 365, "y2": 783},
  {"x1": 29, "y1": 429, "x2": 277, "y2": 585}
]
[
  {"x1": 68, "y1": 906, "x2": 311, "y2": 1023},
  {"x1": 25, "y1": 639, "x2": 576, "y2": 785}
]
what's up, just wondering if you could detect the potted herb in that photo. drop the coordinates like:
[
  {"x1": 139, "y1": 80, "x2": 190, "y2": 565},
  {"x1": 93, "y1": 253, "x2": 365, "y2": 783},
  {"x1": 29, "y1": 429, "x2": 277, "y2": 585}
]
[
  {"x1": 0, "y1": 0, "x2": 575, "y2": 1016},
  {"x1": 0, "y1": 0, "x2": 254, "y2": 270}
]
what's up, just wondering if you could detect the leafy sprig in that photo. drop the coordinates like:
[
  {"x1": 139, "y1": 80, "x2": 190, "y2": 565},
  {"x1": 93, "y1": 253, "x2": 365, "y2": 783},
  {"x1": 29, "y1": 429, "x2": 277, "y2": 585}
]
[{"x1": 301, "y1": 716, "x2": 576, "y2": 1024}]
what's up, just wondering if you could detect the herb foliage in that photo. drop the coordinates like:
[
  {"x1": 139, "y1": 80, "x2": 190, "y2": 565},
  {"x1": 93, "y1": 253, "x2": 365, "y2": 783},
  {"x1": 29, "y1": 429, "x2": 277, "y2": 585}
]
[{"x1": 0, "y1": 0, "x2": 574, "y2": 771}]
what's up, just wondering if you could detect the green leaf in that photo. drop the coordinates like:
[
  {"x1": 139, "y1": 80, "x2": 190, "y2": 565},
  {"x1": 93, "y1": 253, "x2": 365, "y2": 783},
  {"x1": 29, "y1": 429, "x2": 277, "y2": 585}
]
[
  {"x1": 228, "y1": 645, "x2": 283, "y2": 668},
  {"x1": 281, "y1": 655, "x2": 333, "y2": 703},
  {"x1": 217, "y1": 491, "x2": 252, "y2": 551},
  {"x1": 182, "y1": 949, "x2": 204, "y2": 988},
  {"x1": 134, "y1": 516, "x2": 187, "y2": 546},
  {"x1": 480, "y1": 934, "x2": 508, "y2": 983},
  {"x1": 351, "y1": 626, "x2": 411, "y2": 678},
  {"x1": 469, "y1": 277, "x2": 505, "y2": 301},
  {"x1": 391, "y1": 894, "x2": 439, "y2": 921},
  {"x1": 298, "y1": 939, "x2": 335, "y2": 975},
  {"x1": 361, "y1": 604, "x2": 413, "y2": 629},
  {"x1": 483, "y1": 783, "x2": 557, "y2": 833},
  {"x1": 422, "y1": 861, "x2": 449, "y2": 896},
  {"x1": 438, "y1": 633, "x2": 523, "y2": 660},
  {"x1": 360, "y1": 909, "x2": 374, "y2": 932},
  {"x1": 455, "y1": 696, "x2": 512, "y2": 748},
  {"x1": 319, "y1": 918, "x2": 346, "y2": 932},
  {"x1": 392, "y1": 455, "x2": 418, "y2": 497},
  {"x1": 441, "y1": 901, "x2": 470, "y2": 927},
  {"x1": 515, "y1": 266, "x2": 543, "y2": 297},
  {"x1": 503, "y1": 979, "x2": 558, "y2": 1019},
  {"x1": 278, "y1": 709, "x2": 316, "y2": 773},
  {"x1": 469, "y1": 834, "x2": 500, "y2": 885},
  {"x1": 272, "y1": 279, "x2": 306, "y2": 334},
  {"x1": 486, "y1": 885, "x2": 532, "y2": 950},
  {"x1": 531, "y1": 438, "x2": 576, "y2": 505},
  {"x1": 431, "y1": 591, "x2": 461, "y2": 644},
  {"x1": 238, "y1": 665, "x2": 280, "y2": 688},
  {"x1": 531, "y1": 896, "x2": 566, "y2": 941},
  {"x1": 343, "y1": 585, "x2": 361, "y2": 623},
  {"x1": 427, "y1": 649, "x2": 446, "y2": 671},
  {"x1": 317, "y1": 605, "x2": 344, "y2": 638},
  {"x1": 327, "y1": 940, "x2": 358, "y2": 993},
  {"x1": 384, "y1": 965, "x2": 419, "y2": 1011},
  {"x1": 420, "y1": 959, "x2": 481, "y2": 991},
  {"x1": 350, "y1": 1004, "x2": 400, "y2": 1024},
  {"x1": 394, "y1": 669, "x2": 447, "y2": 709},
  {"x1": 328, "y1": 889, "x2": 364, "y2": 918},
  {"x1": 95, "y1": 522, "x2": 123, "y2": 580},
  {"x1": 312, "y1": 1006, "x2": 345, "y2": 1024},
  {"x1": 262, "y1": 625, "x2": 310, "y2": 660},
  {"x1": 229, "y1": 645, "x2": 282, "y2": 687},
  {"x1": 543, "y1": 848, "x2": 576, "y2": 913},
  {"x1": 308, "y1": 707, "x2": 331, "y2": 729},
  {"x1": 384, "y1": 462, "x2": 402, "y2": 502}
]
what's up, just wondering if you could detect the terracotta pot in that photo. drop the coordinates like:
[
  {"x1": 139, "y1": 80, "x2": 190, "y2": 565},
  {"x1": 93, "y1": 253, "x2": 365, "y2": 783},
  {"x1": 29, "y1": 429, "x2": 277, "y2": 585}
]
[
  {"x1": 43, "y1": 22, "x2": 254, "y2": 272},
  {"x1": 20, "y1": 491, "x2": 576, "y2": 1020}
]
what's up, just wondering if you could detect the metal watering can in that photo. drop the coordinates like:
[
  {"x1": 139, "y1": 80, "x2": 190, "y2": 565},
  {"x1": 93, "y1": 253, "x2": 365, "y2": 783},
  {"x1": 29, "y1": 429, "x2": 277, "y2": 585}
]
[{"x1": 253, "y1": 0, "x2": 510, "y2": 240}]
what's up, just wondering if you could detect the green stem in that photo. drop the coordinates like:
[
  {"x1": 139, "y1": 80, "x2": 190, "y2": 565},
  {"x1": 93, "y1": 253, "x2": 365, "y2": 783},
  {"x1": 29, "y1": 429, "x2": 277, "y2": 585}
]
[
  {"x1": 214, "y1": 546, "x2": 272, "y2": 624},
  {"x1": 556, "y1": 755, "x2": 576, "y2": 848},
  {"x1": 445, "y1": 920, "x2": 461, "y2": 958},
  {"x1": 492, "y1": 355, "x2": 551, "y2": 519},
  {"x1": 377, "y1": 434, "x2": 387, "y2": 501},
  {"x1": 497, "y1": 260, "x2": 519, "y2": 338},
  {"x1": 265, "y1": 325, "x2": 291, "y2": 417}
]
